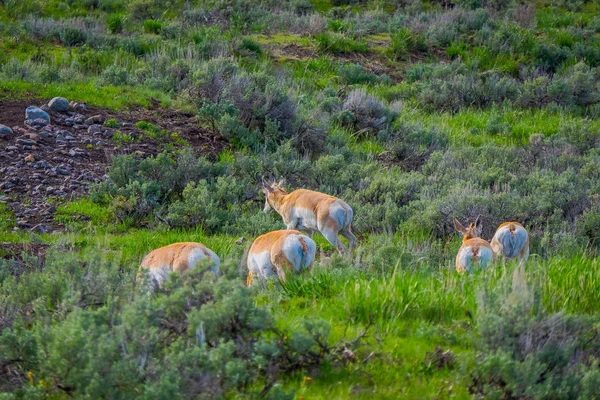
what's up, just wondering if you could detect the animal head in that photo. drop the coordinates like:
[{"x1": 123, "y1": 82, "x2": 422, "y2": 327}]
[
  {"x1": 454, "y1": 215, "x2": 482, "y2": 241},
  {"x1": 261, "y1": 178, "x2": 286, "y2": 213}
]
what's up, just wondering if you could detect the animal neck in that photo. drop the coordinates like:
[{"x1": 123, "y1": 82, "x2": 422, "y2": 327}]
[
  {"x1": 269, "y1": 192, "x2": 287, "y2": 214},
  {"x1": 463, "y1": 232, "x2": 477, "y2": 242}
]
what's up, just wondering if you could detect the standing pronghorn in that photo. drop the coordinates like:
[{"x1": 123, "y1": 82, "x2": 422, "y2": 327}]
[
  {"x1": 139, "y1": 242, "x2": 220, "y2": 290},
  {"x1": 262, "y1": 180, "x2": 356, "y2": 256},
  {"x1": 490, "y1": 222, "x2": 529, "y2": 266},
  {"x1": 246, "y1": 230, "x2": 316, "y2": 285},
  {"x1": 453, "y1": 216, "x2": 495, "y2": 273}
]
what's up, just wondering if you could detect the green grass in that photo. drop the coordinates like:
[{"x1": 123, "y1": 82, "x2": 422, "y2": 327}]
[
  {"x1": 0, "y1": 202, "x2": 15, "y2": 231},
  {"x1": 0, "y1": 80, "x2": 171, "y2": 110},
  {"x1": 399, "y1": 104, "x2": 600, "y2": 146},
  {"x1": 2, "y1": 218, "x2": 600, "y2": 397}
]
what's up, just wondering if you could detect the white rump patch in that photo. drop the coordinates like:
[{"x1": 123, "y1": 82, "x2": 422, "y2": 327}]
[
  {"x1": 248, "y1": 250, "x2": 276, "y2": 279},
  {"x1": 188, "y1": 247, "x2": 220, "y2": 275}
]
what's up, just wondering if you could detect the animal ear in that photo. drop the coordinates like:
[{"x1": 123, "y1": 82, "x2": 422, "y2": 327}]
[
  {"x1": 474, "y1": 215, "x2": 482, "y2": 230},
  {"x1": 277, "y1": 178, "x2": 285, "y2": 188},
  {"x1": 454, "y1": 218, "x2": 467, "y2": 234}
]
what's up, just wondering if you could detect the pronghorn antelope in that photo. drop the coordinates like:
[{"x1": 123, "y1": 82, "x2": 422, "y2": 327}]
[
  {"x1": 453, "y1": 216, "x2": 495, "y2": 273},
  {"x1": 262, "y1": 180, "x2": 356, "y2": 256},
  {"x1": 490, "y1": 222, "x2": 529, "y2": 266},
  {"x1": 139, "y1": 242, "x2": 220, "y2": 290},
  {"x1": 246, "y1": 230, "x2": 316, "y2": 285}
]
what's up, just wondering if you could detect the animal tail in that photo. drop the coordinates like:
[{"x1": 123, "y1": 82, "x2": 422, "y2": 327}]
[
  {"x1": 471, "y1": 245, "x2": 480, "y2": 264},
  {"x1": 297, "y1": 236, "x2": 309, "y2": 270},
  {"x1": 502, "y1": 224, "x2": 526, "y2": 258},
  {"x1": 334, "y1": 202, "x2": 353, "y2": 229}
]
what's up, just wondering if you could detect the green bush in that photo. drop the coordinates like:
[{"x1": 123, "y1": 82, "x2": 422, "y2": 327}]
[
  {"x1": 316, "y1": 32, "x2": 368, "y2": 54},
  {"x1": 337, "y1": 63, "x2": 390, "y2": 85},
  {"x1": 469, "y1": 272, "x2": 600, "y2": 399},
  {"x1": 60, "y1": 27, "x2": 87, "y2": 46},
  {"x1": 98, "y1": 64, "x2": 131, "y2": 86},
  {"x1": 0, "y1": 248, "x2": 355, "y2": 398},
  {"x1": 106, "y1": 13, "x2": 125, "y2": 34},
  {"x1": 143, "y1": 19, "x2": 162, "y2": 34}
]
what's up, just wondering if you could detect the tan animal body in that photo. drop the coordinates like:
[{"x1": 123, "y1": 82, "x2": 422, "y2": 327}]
[
  {"x1": 454, "y1": 216, "x2": 494, "y2": 273},
  {"x1": 246, "y1": 230, "x2": 316, "y2": 285},
  {"x1": 490, "y1": 222, "x2": 529, "y2": 266},
  {"x1": 262, "y1": 181, "x2": 356, "y2": 256},
  {"x1": 139, "y1": 242, "x2": 220, "y2": 289}
]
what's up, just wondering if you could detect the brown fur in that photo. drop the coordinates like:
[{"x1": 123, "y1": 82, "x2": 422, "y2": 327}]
[
  {"x1": 264, "y1": 182, "x2": 356, "y2": 256},
  {"x1": 491, "y1": 221, "x2": 530, "y2": 262},
  {"x1": 139, "y1": 242, "x2": 212, "y2": 274},
  {"x1": 248, "y1": 230, "x2": 313, "y2": 282},
  {"x1": 454, "y1": 217, "x2": 494, "y2": 272}
]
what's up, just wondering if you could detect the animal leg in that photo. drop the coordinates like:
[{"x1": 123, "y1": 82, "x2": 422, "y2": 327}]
[
  {"x1": 322, "y1": 229, "x2": 346, "y2": 255},
  {"x1": 340, "y1": 225, "x2": 356, "y2": 257}
]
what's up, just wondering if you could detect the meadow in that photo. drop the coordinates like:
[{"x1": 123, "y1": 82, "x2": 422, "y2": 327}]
[{"x1": 1, "y1": 0, "x2": 600, "y2": 398}]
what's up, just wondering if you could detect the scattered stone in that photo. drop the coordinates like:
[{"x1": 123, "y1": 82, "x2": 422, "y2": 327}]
[
  {"x1": 121, "y1": 122, "x2": 134, "y2": 128},
  {"x1": 48, "y1": 97, "x2": 70, "y2": 112},
  {"x1": 55, "y1": 165, "x2": 71, "y2": 175},
  {"x1": 30, "y1": 223, "x2": 51, "y2": 234},
  {"x1": 25, "y1": 106, "x2": 50, "y2": 123},
  {"x1": 16, "y1": 138, "x2": 37, "y2": 146},
  {"x1": 88, "y1": 124, "x2": 103, "y2": 134},
  {"x1": 85, "y1": 115, "x2": 103, "y2": 125},
  {"x1": 0, "y1": 124, "x2": 13, "y2": 136},
  {"x1": 16, "y1": 220, "x2": 31, "y2": 229},
  {"x1": 33, "y1": 160, "x2": 50, "y2": 169},
  {"x1": 235, "y1": 237, "x2": 247, "y2": 245},
  {"x1": 69, "y1": 101, "x2": 86, "y2": 112},
  {"x1": 25, "y1": 154, "x2": 36, "y2": 162},
  {"x1": 25, "y1": 118, "x2": 49, "y2": 127}
]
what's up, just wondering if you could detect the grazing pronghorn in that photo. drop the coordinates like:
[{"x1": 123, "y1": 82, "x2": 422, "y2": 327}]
[
  {"x1": 262, "y1": 180, "x2": 356, "y2": 256},
  {"x1": 139, "y1": 242, "x2": 220, "y2": 290},
  {"x1": 453, "y1": 216, "x2": 495, "y2": 273},
  {"x1": 246, "y1": 230, "x2": 316, "y2": 285},
  {"x1": 490, "y1": 222, "x2": 529, "y2": 266}
]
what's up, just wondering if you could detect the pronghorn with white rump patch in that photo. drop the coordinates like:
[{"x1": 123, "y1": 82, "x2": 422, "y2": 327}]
[
  {"x1": 246, "y1": 230, "x2": 316, "y2": 285},
  {"x1": 262, "y1": 180, "x2": 356, "y2": 256},
  {"x1": 453, "y1": 216, "x2": 495, "y2": 273},
  {"x1": 490, "y1": 222, "x2": 529, "y2": 266},
  {"x1": 139, "y1": 242, "x2": 220, "y2": 290}
]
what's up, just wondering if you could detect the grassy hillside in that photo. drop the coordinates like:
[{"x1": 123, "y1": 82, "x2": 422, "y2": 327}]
[{"x1": 1, "y1": 0, "x2": 600, "y2": 398}]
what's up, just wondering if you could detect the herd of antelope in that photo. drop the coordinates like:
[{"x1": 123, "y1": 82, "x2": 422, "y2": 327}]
[{"x1": 139, "y1": 181, "x2": 530, "y2": 289}]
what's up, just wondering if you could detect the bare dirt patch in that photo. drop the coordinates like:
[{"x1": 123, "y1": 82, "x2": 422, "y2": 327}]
[{"x1": 0, "y1": 99, "x2": 226, "y2": 232}]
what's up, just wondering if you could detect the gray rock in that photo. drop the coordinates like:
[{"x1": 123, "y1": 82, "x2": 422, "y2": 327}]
[
  {"x1": 25, "y1": 118, "x2": 49, "y2": 127},
  {"x1": 69, "y1": 101, "x2": 86, "y2": 112},
  {"x1": 85, "y1": 115, "x2": 103, "y2": 125},
  {"x1": 25, "y1": 106, "x2": 50, "y2": 123},
  {"x1": 33, "y1": 161, "x2": 50, "y2": 169},
  {"x1": 65, "y1": 118, "x2": 75, "y2": 126},
  {"x1": 48, "y1": 97, "x2": 70, "y2": 112},
  {"x1": 0, "y1": 124, "x2": 13, "y2": 136},
  {"x1": 30, "y1": 224, "x2": 51, "y2": 234},
  {"x1": 17, "y1": 220, "x2": 31, "y2": 229},
  {"x1": 16, "y1": 138, "x2": 37, "y2": 146},
  {"x1": 88, "y1": 124, "x2": 103, "y2": 134}
]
